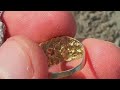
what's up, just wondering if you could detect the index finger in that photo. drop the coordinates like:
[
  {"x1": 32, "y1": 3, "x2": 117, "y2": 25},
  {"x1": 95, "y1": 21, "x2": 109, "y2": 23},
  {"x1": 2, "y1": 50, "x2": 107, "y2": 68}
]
[{"x1": 3, "y1": 11, "x2": 76, "y2": 43}]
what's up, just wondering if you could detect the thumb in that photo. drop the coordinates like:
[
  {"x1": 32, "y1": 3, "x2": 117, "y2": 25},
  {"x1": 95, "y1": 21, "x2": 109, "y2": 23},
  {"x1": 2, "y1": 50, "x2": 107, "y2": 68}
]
[{"x1": 0, "y1": 36, "x2": 48, "y2": 79}]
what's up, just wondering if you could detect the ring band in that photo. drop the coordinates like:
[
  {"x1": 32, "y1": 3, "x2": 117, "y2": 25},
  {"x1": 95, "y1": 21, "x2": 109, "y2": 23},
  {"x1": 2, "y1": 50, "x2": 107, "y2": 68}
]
[
  {"x1": 50, "y1": 50, "x2": 85, "y2": 79},
  {"x1": 40, "y1": 36, "x2": 86, "y2": 79}
]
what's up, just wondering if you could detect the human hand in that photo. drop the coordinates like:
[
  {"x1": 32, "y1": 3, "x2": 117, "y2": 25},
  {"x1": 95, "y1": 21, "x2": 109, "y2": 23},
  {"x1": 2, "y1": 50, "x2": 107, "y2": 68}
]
[{"x1": 0, "y1": 11, "x2": 120, "y2": 79}]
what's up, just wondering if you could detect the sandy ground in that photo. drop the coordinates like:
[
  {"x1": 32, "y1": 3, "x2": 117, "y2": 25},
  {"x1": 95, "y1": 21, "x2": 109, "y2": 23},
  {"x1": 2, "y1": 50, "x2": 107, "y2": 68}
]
[{"x1": 72, "y1": 11, "x2": 120, "y2": 47}]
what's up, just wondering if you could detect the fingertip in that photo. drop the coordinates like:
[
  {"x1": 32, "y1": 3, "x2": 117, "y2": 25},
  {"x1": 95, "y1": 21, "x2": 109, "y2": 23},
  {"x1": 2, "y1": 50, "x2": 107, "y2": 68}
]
[
  {"x1": 0, "y1": 36, "x2": 48, "y2": 79},
  {"x1": 81, "y1": 38, "x2": 120, "y2": 79},
  {"x1": 3, "y1": 11, "x2": 76, "y2": 43}
]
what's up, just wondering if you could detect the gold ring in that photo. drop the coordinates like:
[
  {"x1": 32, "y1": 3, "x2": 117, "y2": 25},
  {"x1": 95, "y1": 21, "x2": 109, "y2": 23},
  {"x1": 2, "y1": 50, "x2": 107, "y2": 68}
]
[{"x1": 40, "y1": 36, "x2": 86, "y2": 79}]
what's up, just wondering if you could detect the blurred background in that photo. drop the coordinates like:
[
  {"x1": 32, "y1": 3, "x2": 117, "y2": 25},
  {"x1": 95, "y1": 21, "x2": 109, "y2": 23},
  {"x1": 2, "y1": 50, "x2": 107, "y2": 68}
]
[{"x1": 71, "y1": 11, "x2": 120, "y2": 47}]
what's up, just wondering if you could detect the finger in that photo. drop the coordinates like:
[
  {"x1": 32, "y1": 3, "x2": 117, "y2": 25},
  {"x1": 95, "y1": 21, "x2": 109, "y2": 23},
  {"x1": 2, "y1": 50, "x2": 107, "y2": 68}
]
[
  {"x1": 0, "y1": 36, "x2": 48, "y2": 79},
  {"x1": 66, "y1": 38, "x2": 120, "y2": 79},
  {"x1": 3, "y1": 11, "x2": 76, "y2": 43}
]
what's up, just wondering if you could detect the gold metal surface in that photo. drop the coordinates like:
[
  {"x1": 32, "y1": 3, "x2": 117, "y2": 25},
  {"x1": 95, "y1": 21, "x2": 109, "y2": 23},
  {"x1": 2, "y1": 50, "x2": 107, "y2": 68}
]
[{"x1": 40, "y1": 36, "x2": 84, "y2": 67}]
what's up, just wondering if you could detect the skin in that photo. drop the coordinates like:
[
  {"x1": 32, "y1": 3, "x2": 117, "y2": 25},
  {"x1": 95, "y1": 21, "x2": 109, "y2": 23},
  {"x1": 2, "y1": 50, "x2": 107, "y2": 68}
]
[{"x1": 0, "y1": 11, "x2": 119, "y2": 79}]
